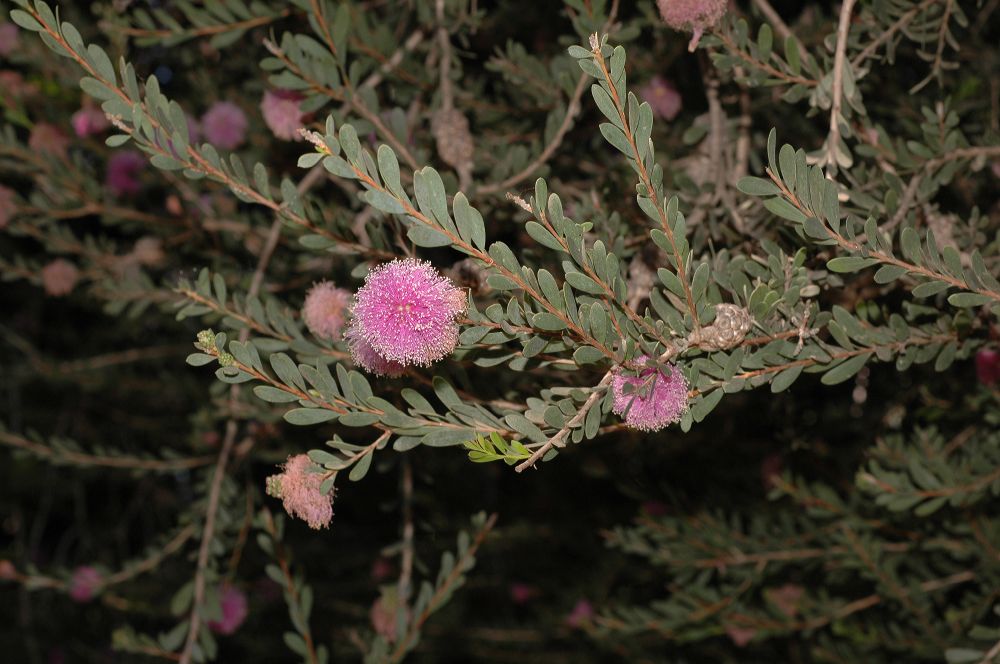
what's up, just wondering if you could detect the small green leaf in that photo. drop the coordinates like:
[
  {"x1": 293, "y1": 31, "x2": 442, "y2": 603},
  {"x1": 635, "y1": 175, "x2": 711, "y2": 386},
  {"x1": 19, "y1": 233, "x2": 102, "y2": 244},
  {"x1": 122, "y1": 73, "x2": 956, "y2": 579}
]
[{"x1": 284, "y1": 408, "x2": 338, "y2": 425}]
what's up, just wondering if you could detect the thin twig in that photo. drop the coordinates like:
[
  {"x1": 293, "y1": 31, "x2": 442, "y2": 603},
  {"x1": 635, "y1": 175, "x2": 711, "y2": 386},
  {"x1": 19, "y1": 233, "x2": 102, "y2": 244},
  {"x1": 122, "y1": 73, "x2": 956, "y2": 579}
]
[
  {"x1": 826, "y1": 0, "x2": 857, "y2": 171},
  {"x1": 515, "y1": 372, "x2": 613, "y2": 472}
]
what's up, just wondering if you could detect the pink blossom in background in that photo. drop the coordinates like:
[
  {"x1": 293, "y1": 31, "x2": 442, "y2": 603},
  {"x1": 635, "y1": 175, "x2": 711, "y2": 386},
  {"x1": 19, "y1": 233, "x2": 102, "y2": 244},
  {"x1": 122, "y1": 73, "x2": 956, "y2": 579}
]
[
  {"x1": 71, "y1": 106, "x2": 109, "y2": 138},
  {"x1": 260, "y1": 89, "x2": 305, "y2": 141},
  {"x1": 346, "y1": 326, "x2": 407, "y2": 377},
  {"x1": 302, "y1": 281, "x2": 352, "y2": 341},
  {"x1": 0, "y1": 184, "x2": 16, "y2": 229},
  {"x1": 266, "y1": 454, "x2": 334, "y2": 529},
  {"x1": 370, "y1": 593, "x2": 404, "y2": 643},
  {"x1": 29, "y1": 123, "x2": 69, "y2": 158},
  {"x1": 0, "y1": 70, "x2": 37, "y2": 98},
  {"x1": 765, "y1": 583, "x2": 804, "y2": 617},
  {"x1": 68, "y1": 566, "x2": 101, "y2": 603},
  {"x1": 186, "y1": 114, "x2": 202, "y2": 144},
  {"x1": 976, "y1": 349, "x2": 1000, "y2": 386},
  {"x1": 724, "y1": 623, "x2": 756, "y2": 647},
  {"x1": 41, "y1": 259, "x2": 79, "y2": 297},
  {"x1": 639, "y1": 76, "x2": 682, "y2": 121},
  {"x1": 106, "y1": 150, "x2": 146, "y2": 196},
  {"x1": 641, "y1": 500, "x2": 668, "y2": 517},
  {"x1": 201, "y1": 101, "x2": 248, "y2": 150},
  {"x1": 611, "y1": 356, "x2": 689, "y2": 432},
  {"x1": 566, "y1": 599, "x2": 594, "y2": 628},
  {"x1": 510, "y1": 583, "x2": 538, "y2": 605},
  {"x1": 0, "y1": 559, "x2": 16, "y2": 580},
  {"x1": 207, "y1": 584, "x2": 248, "y2": 635},
  {"x1": 657, "y1": 0, "x2": 728, "y2": 51},
  {"x1": 130, "y1": 237, "x2": 165, "y2": 267},
  {"x1": 370, "y1": 558, "x2": 393, "y2": 582},
  {"x1": 0, "y1": 23, "x2": 19, "y2": 58},
  {"x1": 350, "y1": 259, "x2": 466, "y2": 368}
]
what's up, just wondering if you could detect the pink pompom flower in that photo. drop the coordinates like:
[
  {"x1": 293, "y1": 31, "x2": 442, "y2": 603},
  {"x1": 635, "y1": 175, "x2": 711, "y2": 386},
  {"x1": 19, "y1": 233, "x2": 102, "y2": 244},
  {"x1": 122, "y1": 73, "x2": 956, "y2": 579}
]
[
  {"x1": 657, "y1": 0, "x2": 728, "y2": 51},
  {"x1": 260, "y1": 89, "x2": 305, "y2": 141},
  {"x1": 976, "y1": 349, "x2": 1000, "y2": 386},
  {"x1": 207, "y1": 584, "x2": 248, "y2": 635},
  {"x1": 68, "y1": 566, "x2": 102, "y2": 603},
  {"x1": 302, "y1": 281, "x2": 352, "y2": 341},
  {"x1": 611, "y1": 355, "x2": 689, "y2": 432},
  {"x1": 0, "y1": 184, "x2": 16, "y2": 229},
  {"x1": 345, "y1": 326, "x2": 406, "y2": 377},
  {"x1": 266, "y1": 454, "x2": 334, "y2": 530},
  {"x1": 41, "y1": 259, "x2": 79, "y2": 297},
  {"x1": 106, "y1": 150, "x2": 146, "y2": 197},
  {"x1": 639, "y1": 75, "x2": 682, "y2": 121},
  {"x1": 350, "y1": 258, "x2": 466, "y2": 368},
  {"x1": 201, "y1": 101, "x2": 248, "y2": 151},
  {"x1": 71, "y1": 106, "x2": 109, "y2": 138}
]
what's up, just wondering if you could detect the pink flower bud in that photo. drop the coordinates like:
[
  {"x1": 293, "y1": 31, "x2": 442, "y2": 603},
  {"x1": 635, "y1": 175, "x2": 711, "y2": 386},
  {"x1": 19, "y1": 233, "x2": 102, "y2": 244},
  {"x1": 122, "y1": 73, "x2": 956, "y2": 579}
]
[
  {"x1": 201, "y1": 101, "x2": 248, "y2": 151},
  {"x1": 639, "y1": 76, "x2": 682, "y2": 121},
  {"x1": 976, "y1": 349, "x2": 1000, "y2": 386},
  {"x1": 566, "y1": 599, "x2": 594, "y2": 628},
  {"x1": 266, "y1": 455, "x2": 334, "y2": 530},
  {"x1": 260, "y1": 89, "x2": 305, "y2": 141}
]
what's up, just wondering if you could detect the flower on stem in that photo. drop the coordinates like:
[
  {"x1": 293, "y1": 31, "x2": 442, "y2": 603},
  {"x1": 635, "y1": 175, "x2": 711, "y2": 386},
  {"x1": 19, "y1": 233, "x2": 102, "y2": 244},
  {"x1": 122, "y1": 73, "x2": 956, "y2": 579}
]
[
  {"x1": 207, "y1": 584, "x2": 248, "y2": 635},
  {"x1": 346, "y1": 326, "x2": 406, "y2": 377},
  {"x1": 350, "y1": 258, "x2": 466, "y2": 368},
  {"x1": 656, "y1": 0, "x2": 728, "y2": 51},
  {"x1": 302, "y1": 281, "x2": 352, "y2": 341},
  {"x1": 611, "y1": 355, "x2": 689, "y2": 432},
  {"x1": 266, "y1": 455, "x2": 334, "y2": 530},
  {"x1": 68, "y1": 566, "x2": 102, "y2": 603}
]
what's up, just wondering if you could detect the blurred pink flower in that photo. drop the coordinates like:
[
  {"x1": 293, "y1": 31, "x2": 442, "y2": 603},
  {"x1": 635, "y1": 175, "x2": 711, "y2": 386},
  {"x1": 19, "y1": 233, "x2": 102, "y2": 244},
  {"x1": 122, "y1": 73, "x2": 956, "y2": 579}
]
[
  {"x1": 266, "y1": 454, "x2": 334, "y2": 530},
  {"x1": 0, "y1": 559, "x2": 17, "y2": 580},
  {"x1": 106, "y1": 150, "x2": 146, "y2": 197},
  {"x1": 71, "y1": 106, "x2": 109, "y2": 138},
  {"x1": 186, "y1": 114, "x2": 202, "y2": 144},
  {"x1": 566, "y1": 599, "x2": 594, "y2": 628},
  {"x1": 350, "y1": 259, "x2": 466, "y2": 368},
  {"x1": 0, "y1": 184, "x2": 16, "y2": 229},
  {"x1": 41, "y1": 259, "x2": 79, "y2": 297},
  {"x1": 370, "y1": 590, "x2": 407, "y2": 643},
  {"x1": 0, "y1": 70, "x2": 37, "y2": 98},
  {"x1": 207, "y1": 584, "x2": 248, "y2": 635},
  {"x1": 639, "y1": 76, "x2": 682, "y2": 121},
  {"x1": 201, "y1": 101, "x2": 248, "y2": 150},
  {"x1": 724, "y1": 623, "x2": 756, "y2": 647},
  {"x1": 765, "y1": 583, "x2": 804, "y2": 617},
  {"x1": 976, "y1": 349, "x2": 1000, "y2": 386},
  {"x1": 302, "y1": 281, "x2": 352, "y2": 341},
  {"x1": 68, "y1": 566, "x2": 101, "y2": 603},
  {"x1": 260, "y1": 89, "x2": 305, "y2": 141},
  {"x1": 371, "y1": 557, "x2": 394, "y2": 582},
  {"x1": 657, "y1": 0, "x2": 728, "y2": 51},
  {"x1": 0, "y1": 23, "x2": 19, "y2": 58},
  {"x1": 611, "y1": 356, "x2": 689, "y2": 432},
  {"x1": 29, "y1": 123, "x2": 69, "y2": 158},
  {"x1": 510, "y1": 582, "x2": 538, "y2": 604}
]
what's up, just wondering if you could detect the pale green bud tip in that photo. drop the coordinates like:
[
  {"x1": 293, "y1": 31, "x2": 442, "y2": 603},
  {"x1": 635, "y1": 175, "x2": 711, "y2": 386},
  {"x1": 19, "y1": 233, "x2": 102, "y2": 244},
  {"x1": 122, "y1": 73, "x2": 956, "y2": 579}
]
[
  {"x1": 217, "y1": 352, "x2": 235, "y2": 367},
  {"x1": 196, "y1": 329, "x2": 215, "y2": 349}
]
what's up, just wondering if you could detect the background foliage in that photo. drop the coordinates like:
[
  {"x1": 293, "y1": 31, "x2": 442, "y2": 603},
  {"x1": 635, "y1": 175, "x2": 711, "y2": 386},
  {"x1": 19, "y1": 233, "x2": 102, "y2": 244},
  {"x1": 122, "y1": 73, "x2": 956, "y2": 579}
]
[{"x1": 1, "y1": 0, "x2": 999, "y2": 662}]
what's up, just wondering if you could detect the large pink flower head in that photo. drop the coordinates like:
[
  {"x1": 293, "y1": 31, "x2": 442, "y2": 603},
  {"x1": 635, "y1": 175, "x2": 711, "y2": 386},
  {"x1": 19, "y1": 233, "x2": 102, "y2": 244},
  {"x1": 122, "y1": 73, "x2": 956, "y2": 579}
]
[
  {"x1": 302, "y1": 281, "x2": 351, "y2": 341},
  {"x1": 207, "y1": 584, "x2": 248, "y2": 635},
  {"x1": 0, "y1": 184, "x2": 16, "y2": 229},
  {"x1": 106, "y1": 150, "x2": 146, "y2": 197},
  {"x1": 657, "y1": 0, "x2": 728, "y2": 51},
  {"x1": 260, "y1": 89, "x2": 305, "y2": 141},
  {"x1": 266, "y1": 454, "x2": 334, "y2": 530},
  {"x1": 68, "y1": 566, "x2": 102, "y2": 603},
  {"x1": 350, "y1": 259, "x2": 466, "y2": 368},
  {"x1": 639, "y1": 75, "x2": 682, "y2": 121},
  {"x1": 611, "y1": 355, "x2": 689, "y2": 432},
  {"x1": 201, "y1": 101, "x2": 248, "y2": 151}
]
